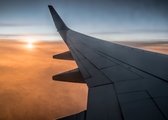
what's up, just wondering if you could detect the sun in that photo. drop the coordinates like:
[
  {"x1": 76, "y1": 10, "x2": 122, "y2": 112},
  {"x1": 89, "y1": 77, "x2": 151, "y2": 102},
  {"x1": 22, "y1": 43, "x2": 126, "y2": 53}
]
[
  {"x1": 27, "y1": 42, "x2": 33, "y2": 48},
  {"x1": 26, "y1": 39, "x2": 34, "y2": 49}
]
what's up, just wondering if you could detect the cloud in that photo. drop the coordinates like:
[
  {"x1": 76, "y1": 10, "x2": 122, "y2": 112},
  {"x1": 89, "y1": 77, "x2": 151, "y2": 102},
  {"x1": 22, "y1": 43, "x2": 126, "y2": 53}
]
[
  {"x1": 0, "y1": 40, "x2": 88, "y2": 120},
  {"x1": 0, "y1": 33, "x2": 57, "y2": 37},
  {"x1": 0, "y1": 33, "x2": 60, "y2": 41},
  {"x1": 114, "y1": 41, "x2": 168, "y2": 55},
  {"x1": 0, "y1": 23, "x2": 50, "y2": 27},
  {"x1": 88, "y1": 29, "x2": 168, "y2": 35}
]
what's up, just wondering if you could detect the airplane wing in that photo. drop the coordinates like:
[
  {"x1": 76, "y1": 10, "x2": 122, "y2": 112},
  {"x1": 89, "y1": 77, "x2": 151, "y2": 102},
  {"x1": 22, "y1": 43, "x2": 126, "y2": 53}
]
[{"x1": 48, "y1": 5, "x2": 168, "y2": 120}]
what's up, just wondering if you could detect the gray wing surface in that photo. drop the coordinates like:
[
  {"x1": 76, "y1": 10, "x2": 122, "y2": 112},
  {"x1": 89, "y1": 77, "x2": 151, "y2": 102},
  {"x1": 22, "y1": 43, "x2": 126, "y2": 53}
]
[{"x1": 48, "y1": 5, "x2": 168, "y2": 120}]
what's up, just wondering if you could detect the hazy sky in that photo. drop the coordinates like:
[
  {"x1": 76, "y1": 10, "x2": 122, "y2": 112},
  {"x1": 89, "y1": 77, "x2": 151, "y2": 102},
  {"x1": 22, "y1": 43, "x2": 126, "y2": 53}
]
[
  {"x1": 1, "y1": 1, "x2": 168, "y2": 119},
  {"x1": 0, "y1": 0, "x2": 168, "y2": 41}
]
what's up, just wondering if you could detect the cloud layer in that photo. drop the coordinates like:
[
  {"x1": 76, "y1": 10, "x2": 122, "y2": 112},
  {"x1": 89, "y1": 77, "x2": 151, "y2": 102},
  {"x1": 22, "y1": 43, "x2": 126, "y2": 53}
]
[{"x1": 0, "y1": 40, "x2": 88, "y2": 120}]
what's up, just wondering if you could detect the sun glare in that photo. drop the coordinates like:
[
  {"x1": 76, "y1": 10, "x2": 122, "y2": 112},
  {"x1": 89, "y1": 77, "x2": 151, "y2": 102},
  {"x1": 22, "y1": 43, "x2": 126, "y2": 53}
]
[
  {"x1": 26, "y1": 39, "x2": 35, "y2": 49},
  {"x1": 27, "y1": 42, "x2": 33, "y2": 48}
]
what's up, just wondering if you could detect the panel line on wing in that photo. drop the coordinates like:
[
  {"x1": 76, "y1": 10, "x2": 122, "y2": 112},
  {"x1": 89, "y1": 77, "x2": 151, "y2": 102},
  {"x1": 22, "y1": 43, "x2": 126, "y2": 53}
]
[
  {"x1": 86, "y1": 84, "x2": 123, "y2": 120},
  {"x1": 80, "y1": 41, "x2": 151, "y2": 79},
  {"x1": 87, "y1": 46, "x2": 157, "y2": 79},
  {"x1": 69, "y1": 45, "x2": 112, "y2": 87},
  {"x1": 67, "y1": 30, "x2": 168, "y2": 82},
  {"x1": 67, "y1": 35, "x2": 143, "y2": 85},
  {"x1": 146, "y1": 90, "x2": 167, "y2": 120},
  {"x1": 67, "y1": 36, "x2": 117, "y2": 69},
  {"x1": 67, "y1": 36, "x2": 144, "y2": 79},
  {"x1": 69, "y1": 46, "x2": 91, "y2": 79}
]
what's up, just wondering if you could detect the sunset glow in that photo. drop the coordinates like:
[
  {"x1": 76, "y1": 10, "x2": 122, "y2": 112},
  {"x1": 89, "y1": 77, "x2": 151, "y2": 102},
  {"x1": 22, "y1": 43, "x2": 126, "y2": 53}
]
[
  {"x1": 26, "y1": 39, "x2": 35, "y2": 49},
  {"x1": 0, "y1": 40, "x2": 88, "y2": 120},
  {"x1": 27, "y1": 42, "x2": 33, "y2": 48}
]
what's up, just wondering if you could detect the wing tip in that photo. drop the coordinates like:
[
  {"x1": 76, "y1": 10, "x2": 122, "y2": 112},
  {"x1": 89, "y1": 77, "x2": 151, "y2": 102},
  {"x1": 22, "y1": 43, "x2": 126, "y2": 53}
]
[
  {"x1": 48, "y1": 5, "x2": 69, "y2": 31},
  {"x1": 48, "y1": 5, "x2": 53, "y2": 8}
]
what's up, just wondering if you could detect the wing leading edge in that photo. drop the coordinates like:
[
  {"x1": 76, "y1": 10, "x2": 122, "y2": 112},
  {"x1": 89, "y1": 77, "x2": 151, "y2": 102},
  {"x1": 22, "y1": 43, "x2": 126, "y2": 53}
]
[{"x1": 48, "y1": 5, "x2": 168, "y2": 120}]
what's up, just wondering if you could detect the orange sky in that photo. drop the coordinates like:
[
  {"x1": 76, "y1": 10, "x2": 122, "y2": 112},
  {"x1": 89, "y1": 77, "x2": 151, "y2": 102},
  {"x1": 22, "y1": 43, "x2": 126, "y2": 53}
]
[
  {"x1": 0, "y1": 40, "x2": 88, "y2": 120},
  {"x1": 0, "y1": 40, "x2": 168, "y2": 120}
]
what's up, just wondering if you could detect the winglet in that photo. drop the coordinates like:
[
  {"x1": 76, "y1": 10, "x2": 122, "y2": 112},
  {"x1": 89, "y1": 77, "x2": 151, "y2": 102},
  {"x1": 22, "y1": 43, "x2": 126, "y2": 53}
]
[{"x1": 48, "y1": 5, "x2": 69, "y2": 31}]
